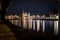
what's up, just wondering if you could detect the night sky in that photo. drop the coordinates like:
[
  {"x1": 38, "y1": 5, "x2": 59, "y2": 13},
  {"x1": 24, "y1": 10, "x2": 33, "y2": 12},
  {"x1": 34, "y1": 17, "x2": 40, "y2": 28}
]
[{"x1": 7, "y1": 0, "x2": 58, "y2": 15}]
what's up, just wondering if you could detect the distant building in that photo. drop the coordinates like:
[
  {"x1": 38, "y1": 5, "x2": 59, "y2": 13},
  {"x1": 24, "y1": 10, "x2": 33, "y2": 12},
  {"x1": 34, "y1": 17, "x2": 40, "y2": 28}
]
[{"x1": 5, "y1": 9, "x2": 59, "y2": 35}]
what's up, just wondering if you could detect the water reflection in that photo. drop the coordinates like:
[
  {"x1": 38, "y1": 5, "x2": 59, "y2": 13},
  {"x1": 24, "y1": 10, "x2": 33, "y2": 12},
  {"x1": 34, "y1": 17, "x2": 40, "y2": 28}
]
[{"x1": 8, "y1": 19, "x2": 58, "y2": 35}]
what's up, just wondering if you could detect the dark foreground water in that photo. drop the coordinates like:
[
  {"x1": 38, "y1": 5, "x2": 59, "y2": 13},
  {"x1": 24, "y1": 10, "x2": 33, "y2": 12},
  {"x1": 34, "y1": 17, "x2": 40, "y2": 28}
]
[{"x1": 0, "y1": 22, "x2": 58, "y2": 40}]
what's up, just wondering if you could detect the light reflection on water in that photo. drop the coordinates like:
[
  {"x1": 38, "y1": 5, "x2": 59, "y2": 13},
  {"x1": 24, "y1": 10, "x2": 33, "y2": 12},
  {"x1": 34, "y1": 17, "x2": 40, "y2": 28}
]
[{"x1": 9, "y1": 19, "x2": 58, "y2": 35}]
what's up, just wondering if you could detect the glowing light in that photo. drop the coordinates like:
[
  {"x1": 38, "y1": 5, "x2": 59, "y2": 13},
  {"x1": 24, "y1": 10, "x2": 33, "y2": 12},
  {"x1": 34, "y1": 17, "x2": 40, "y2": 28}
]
[
  {"x1": 56, "y1": 21, "x2": 58, "y2": 34},
  {"x1": 36, "y1": 20, "x2": 40, "y2": 31},
  {"x1": 29, "y1": 19, "x2": 32, "y2": 29},
  {"x1": 43, "y1": 20, "x2": 45, "y2": 33},
  {"x1": 45, "y1": 20, "x2": 49, "y2": 31},
  {"x1": 33, "y1": 20, "x2": 36, "y2": 30},
  {"x1": 23, "y1": 19, "x2": 27, "y2": 29},
  {"x1": 54, "y1": 21, "x2": 58, "y2": 35}
]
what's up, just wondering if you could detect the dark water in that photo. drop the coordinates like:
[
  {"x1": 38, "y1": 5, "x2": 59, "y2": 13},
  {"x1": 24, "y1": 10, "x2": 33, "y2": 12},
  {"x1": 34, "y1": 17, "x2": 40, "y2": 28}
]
[{"x1": 3, "y1": 20, "x2": 58, "y2": 40}]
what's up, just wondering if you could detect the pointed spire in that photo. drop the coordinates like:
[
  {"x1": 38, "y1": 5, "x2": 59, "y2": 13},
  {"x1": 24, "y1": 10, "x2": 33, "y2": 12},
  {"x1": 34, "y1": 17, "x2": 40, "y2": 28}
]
[
  {"x1": 27, "y1": 9, "x2": 30, "y2": 14},
  {"x1": 28, "y1": 9, "x2": 29, "y2": 13},
  {"x1": 23, "y1": 9, "x2": 24, "y2": 13}
]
